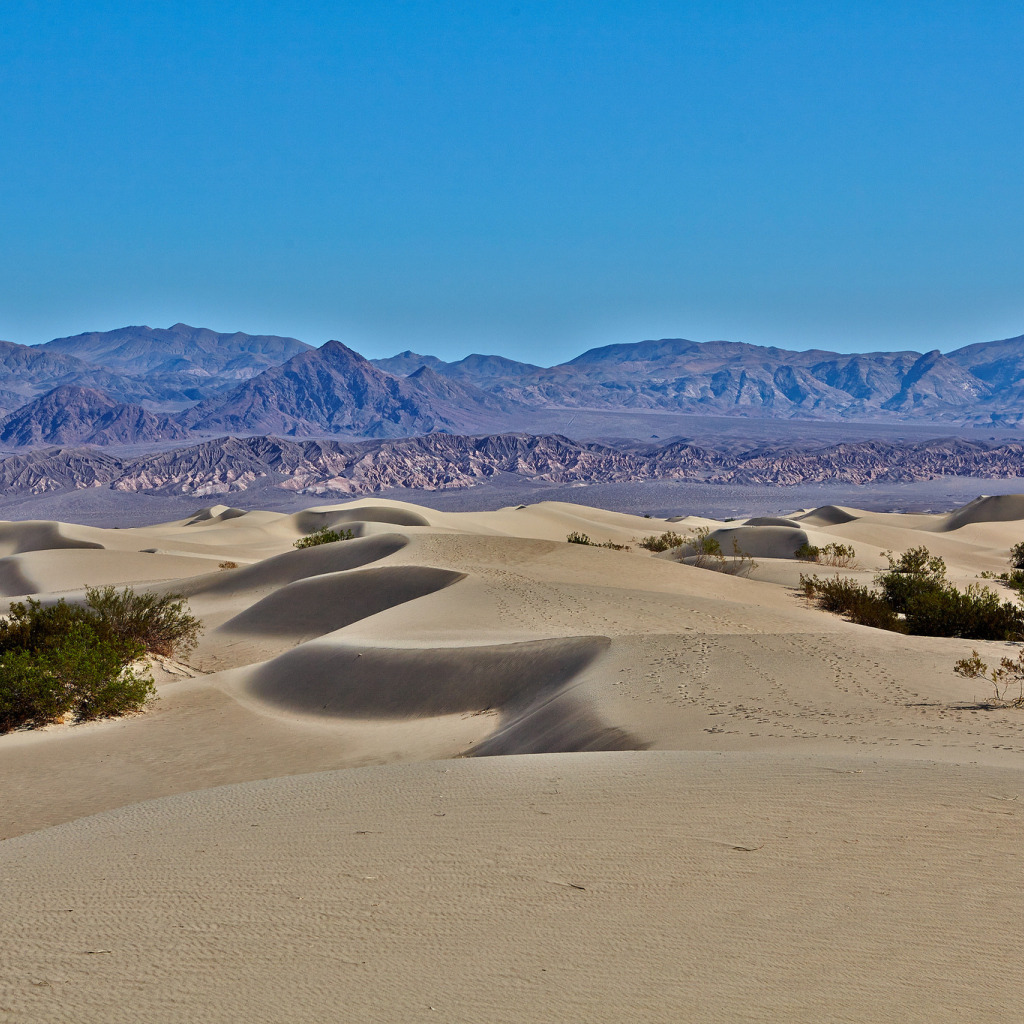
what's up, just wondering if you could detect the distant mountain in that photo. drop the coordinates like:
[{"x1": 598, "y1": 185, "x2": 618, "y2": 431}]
[
  {"x1": 370, "y1": 351, "x2": 448, "y2": 375},
  {"x1": 2, "y1": 432, "x2": 1024, "y2": 498},
  {"x1": 371, "y1": 351, "x2": 542, "y2": 381},
  {"x1": 1, "y1": 325, "x2": 1023, "y2": 448},
  {"x1": 376, "y1": 335, "x2": 1024, "y2": 424},
  {"x1": 180, "y1": 340, "x2": 518, "y2": 437},
  {"x1": 40, "y1": 323, "x2": 311, "y2": 379},
  {"x1": 0, "y1": 386, "x2": 189, "y2": 446}
]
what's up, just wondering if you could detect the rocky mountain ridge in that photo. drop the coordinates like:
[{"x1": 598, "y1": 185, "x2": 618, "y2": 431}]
[
  {"x1": 374, "y1": 336, "x2": 1024, "y2": 425},
  {"x1": 1, "y1": 325, "x2": 1023, "y2": 446},
  {"x1": 2, "y1": 432, "x2": 1024, "y2": 498}
]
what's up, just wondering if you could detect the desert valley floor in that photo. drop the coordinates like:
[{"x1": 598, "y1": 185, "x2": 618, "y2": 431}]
[{"x1": 2, "y1": 495, "x2": 1024, "y2": 1022}]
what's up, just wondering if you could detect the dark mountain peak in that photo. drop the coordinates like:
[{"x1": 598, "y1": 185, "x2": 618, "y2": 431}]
[
  {"x1": 317, "y1": 339, "x2": 375, "y2": 367},
  {"x1": 406, "y1": 363, "x2": 442, "y2": 381},
  {"x1": 0, "y1": 384, "x2": 186, "y2": 446}
]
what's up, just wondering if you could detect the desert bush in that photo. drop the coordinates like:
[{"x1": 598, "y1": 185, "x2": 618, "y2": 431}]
[
  {"x1": 799, "y1": 573, "x2": 906, "y2": 632},
  {"x1": 0, "y1": 602, "x2": 155, "y2": 732},
  {"x1": 678, "y1": 526, "x2": 723, "y2": 568},
  {"x1": 875, "y1": 547, "x2": 947, "y2": 613},
  {"x1": 801, "y1": 545, "x2": 1024, "y2": 641},
  {"x1": 294, "y1": 526, "x2": 354, "y2": 549},
  {"x1": 671, "y1": 527, "x2": 756, "y2": 576},
  {"x1": 795, "y1": 541, "x2": 820, "y2": 562},
  {"x1": 637, "y1": 531, "x2": 686, "y2": 552},
  {"x1": 1011, "y1": 543, "x2": 1024, "y2": 571},
  {"x1": 84, "y1": 585, "x2": 201, "y2": 658},
  {"x1": 902, "y1": 584, "x2": 1024, "y2": 641},
  {"x1": 818, "y1": 542, "x2": 857, "y2": 567},
  {"x1": 954, "y1": 648, "x2": 1024, "y2": 706},
  {"x1": 567, "y1": 531, "x2": 629, "y2": 551},
  {"x1": 218, "y1": 560, "x2": 238, "y2": 570}
]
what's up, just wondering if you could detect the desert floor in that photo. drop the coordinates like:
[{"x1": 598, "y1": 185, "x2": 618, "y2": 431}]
[{"x1": 2, "y1": 495, "x2": 1023, "y2": 1022}]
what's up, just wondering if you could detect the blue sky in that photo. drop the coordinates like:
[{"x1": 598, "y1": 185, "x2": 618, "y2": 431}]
[{"x1": 1, "y1": 1, "x2": 1022, "y2": 363}]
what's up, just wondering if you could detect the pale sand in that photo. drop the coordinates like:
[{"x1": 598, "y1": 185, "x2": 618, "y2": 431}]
[{"x1": 2, "y1": 495, "x2": 1023, "y2": 1021}]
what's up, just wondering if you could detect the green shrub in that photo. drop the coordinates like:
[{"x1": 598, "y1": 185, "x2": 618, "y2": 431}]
[
  {"x1": 567, "y1": 531, "x2": 630, "y2": 550},
  {"x1": 795, "y1": 542, "x2": 820, "y2": 562},
  {"x1": 1011, "y1": 543, "x2": 1024, "y2": 571},
  {"x1": 0, "y1": 585, "x2": 199, "y2": 733},
  {"x1": 678, "y1": 526, "x2": 723, "y2": 568},
  {"x1": 670, "y1": 527, "x2": 757, "y2": 575},
  {"x1": 799, "y1": 574, "x2": 906, "y2": 632},
  {"x1": 84, "y1": 585, "x2": 201, "y2": 658},
  {"x1": 1007, "y1": 569, "x2": 1024, "y2": 595},
  {"x1": 0, "y1": 603, "x2": 155, "y2": 733},
  {"x1": 637, "y1": 531, "x2": 686, "y2": 552},
  {"x1": 294, "y1": 526, "x2": 355, "y2": 549},
  {"x1": 801, "y1": 544, "x2": 1024, "y2": 642},
  {"x1": 875, "y1": 547, "x2": 947, "y2": 613},
  {"x1": 902, "y1": 584, "x2": 1024, "y2": 641}
]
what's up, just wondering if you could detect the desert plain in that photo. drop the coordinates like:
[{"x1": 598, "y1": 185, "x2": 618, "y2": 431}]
[{"x1": 2, "y1": 494, "x2": 1024, "y2": 1022}]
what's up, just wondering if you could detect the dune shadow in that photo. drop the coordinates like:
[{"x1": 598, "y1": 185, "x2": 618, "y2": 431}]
[
  {"x1": 247, "y1": 636, "x2": 610, "y2": 718},
  {"x1": 217, "y1": 565, "x2": 465, "y2": 639},
  {"x1": 179, "y1": 533, "x2": 409, "y2": 597}
]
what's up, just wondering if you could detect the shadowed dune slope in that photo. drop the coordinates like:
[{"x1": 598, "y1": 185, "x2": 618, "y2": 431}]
[
  {"x1": 246, "y1": 635, "x2": 610, "y2": 718},
  {"x1": 941, "y1": 493, "x2": 1024, "y2": 530},
  {"x1": 177, "y1": 533, "x2": 409, "y2": 597},
  {"x1": 710, "y1": 524, "x2": 809, "y2": 558},
  {"x1": 795, "y1": 504, "x2": 861, "y2": 526},
  {"x1": 184, "y1": 505, "x2": 249, "y2": 524},
  {"x1": 217, "y1": 565, "x2": 466, "y2": 639},
  {"x1": 291, "y1": 504, "x2": 430, "y2": 532},
  {"x1": 0, "y1": 520, "x2": 104, "y2": 555},
  {"x1": 742, "y1": 515, "x2": 801, "y2": 528}
]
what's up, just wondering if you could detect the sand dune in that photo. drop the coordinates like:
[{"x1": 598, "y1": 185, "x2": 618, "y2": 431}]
[
  {"x1": 941, "y1": 492, "x2": 1024, "y2": 530},
  {"x1": 795, "y1": 503, "x2": 860, "y2": 526},
  {"x1": 2, "y1": 493, "x2": 1024, "y2": 1021},
  {"x1": 710, "y1": 523, "x2": 810, "y2": 558}
]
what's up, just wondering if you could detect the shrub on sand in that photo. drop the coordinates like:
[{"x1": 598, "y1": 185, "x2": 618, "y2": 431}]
[{"x1": 294, "y1": 526, "x2": 355, "y2": 549}]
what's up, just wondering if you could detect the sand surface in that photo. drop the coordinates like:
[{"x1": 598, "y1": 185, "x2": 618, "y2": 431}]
[{"x1": 2, "y1": 495, "x2": 1023, "y2": 1021}]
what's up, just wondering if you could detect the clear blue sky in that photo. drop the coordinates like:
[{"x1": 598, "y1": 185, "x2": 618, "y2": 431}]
[{"x1": 2, "y1": 1, "x2": 1022, "y2": 363}]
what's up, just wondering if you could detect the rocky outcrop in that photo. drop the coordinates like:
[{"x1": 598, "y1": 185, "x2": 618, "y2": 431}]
[{"x1": 0, "y1": 432, "x2": 1022, "y2": 498}]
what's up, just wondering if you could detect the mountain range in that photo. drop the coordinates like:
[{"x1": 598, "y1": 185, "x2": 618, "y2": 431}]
[
  {"x1": 3, "y1": 432, "x2": 1024, "y2": 499},
  {"x1": 0, "y1": 323, "x2": 1023, "y2": 447}
]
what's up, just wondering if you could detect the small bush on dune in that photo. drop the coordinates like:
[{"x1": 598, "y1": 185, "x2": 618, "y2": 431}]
[
  {"x1": 637, "y1": 531, "x2": 686, "y2": 553},
  {"x1": 796, "y1": 541, "x2": 858, "y2": 566},
  {"x1": 801, "y1": 544, "x2": 1024, "y2": 643},
  {"x1": 0, "y1": 586, "x2": 200, "y2": 733},
  {"x1": 566, "y1": 531, "x2": 630, "y2": 551},
  {"x1": 294, "y1": 526, "x2": 355, "y2": 549},
  {"x1": 84, "y1": 585, "x2": 201, "y2": 659},
  {"x1": 218, "y1": 561, "x2": 238, "y2": 570},
  {"x1": 795, "y1": 541, "x2": 820, "y2": 562},
  {"x1": 954, "y1": 648, "x2": 1024, "y2": 706},
  {"x1": 875, "y1": 547, "x2": 948, "y2": 613},
  {"x1": 0, "y1": 603, "x2": 155, "y2": 732},
  {"x1": 668, "y1": 527, "x2": 757, "y2": 576},
  {"x1": 1010, "y1": 543, "x2": 1024, "y2": 571},
  {"x1": 799, "y1": 573, "x2": 906, "y2": 632}
]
